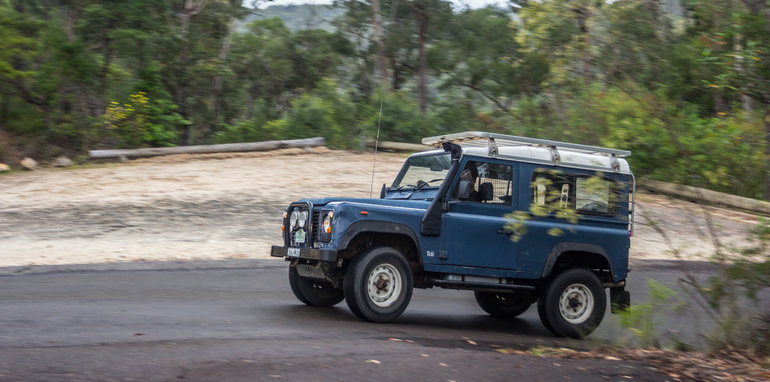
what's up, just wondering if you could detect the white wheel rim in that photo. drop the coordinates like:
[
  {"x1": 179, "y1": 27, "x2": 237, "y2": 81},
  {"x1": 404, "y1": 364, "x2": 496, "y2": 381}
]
[
  {"x1": 366, "y1": 263, "x2": 402, "y2": 308},
  {"x1": 558, "y1": 283, "x2": 594, "y2": 324}
]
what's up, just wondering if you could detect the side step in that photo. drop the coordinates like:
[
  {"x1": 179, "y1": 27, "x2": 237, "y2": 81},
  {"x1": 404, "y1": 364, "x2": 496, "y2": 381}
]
[{"x1": 429, "y1": 274, "x2": 536, "y2": 293}]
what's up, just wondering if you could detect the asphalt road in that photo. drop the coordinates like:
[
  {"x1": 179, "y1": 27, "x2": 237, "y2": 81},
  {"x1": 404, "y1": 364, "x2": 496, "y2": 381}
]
[{"x1": 0, "y1": 259, "x2": 736, "y2": 382}]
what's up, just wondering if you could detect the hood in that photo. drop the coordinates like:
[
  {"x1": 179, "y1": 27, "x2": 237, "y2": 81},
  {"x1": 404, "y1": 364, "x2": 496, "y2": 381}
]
[{"x1": 299, "y1": 197, "x2": 432, "y2": 210}]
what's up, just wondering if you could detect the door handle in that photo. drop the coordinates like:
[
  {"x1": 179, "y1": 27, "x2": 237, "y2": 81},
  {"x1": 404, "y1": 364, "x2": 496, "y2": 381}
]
[{"x1": 497, "y1": 229, "x2": 515, "y2": 235}]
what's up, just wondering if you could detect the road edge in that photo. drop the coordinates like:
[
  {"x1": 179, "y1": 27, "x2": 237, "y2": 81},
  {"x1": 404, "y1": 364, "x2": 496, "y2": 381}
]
[{"x1": 0, "y1": 258, "x2": 287, "y2": 277}]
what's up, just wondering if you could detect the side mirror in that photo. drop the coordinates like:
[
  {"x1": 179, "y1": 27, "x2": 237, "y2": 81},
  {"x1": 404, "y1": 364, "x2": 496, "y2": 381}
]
[
  {"x1": 444, "y1": 199, "x2": 461, "y2": 211},
  {"x1": 380, "y1": 183, "x2": 387, "y2": 199}
]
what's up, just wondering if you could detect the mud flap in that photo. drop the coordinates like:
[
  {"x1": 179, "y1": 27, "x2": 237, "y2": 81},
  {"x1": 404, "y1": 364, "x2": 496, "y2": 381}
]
[{"x1": 610, "y1": 287, "x2": 630, "y2": 314}]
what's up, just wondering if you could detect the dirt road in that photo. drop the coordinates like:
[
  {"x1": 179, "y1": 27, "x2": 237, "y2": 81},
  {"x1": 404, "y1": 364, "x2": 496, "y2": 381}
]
[{"x1": 0, "y1": 148, "x2": 759, "y2": 267}]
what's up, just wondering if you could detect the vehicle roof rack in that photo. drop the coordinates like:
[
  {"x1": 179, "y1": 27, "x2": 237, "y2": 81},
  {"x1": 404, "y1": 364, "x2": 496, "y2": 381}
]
[{"x1": 422, "y1": 131, "x2": 631, "y2": 158}]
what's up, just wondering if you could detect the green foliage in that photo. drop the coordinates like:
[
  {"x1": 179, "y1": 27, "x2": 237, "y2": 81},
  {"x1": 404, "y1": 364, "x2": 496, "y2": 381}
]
[
  {"x1": 619, "y1": 279, "x2": 678, "y2": 348},
  {"x1": 275, "y1": 78, "x2": 358, "y2": 149},
  {"x1": 0, "y1": 7, "x2": 41, "y2": 81},
  {"x1": 0, "y1": 0, "x2": 768, "y2": 202},
  {"x1": 213, "y1": 101, "x2": 274, "y2": 144},
  {"x1": 361, "y1": 90, "x2": 438, "y2": 144},
  {"x1": 243, "y1": 4, "x2": 343, "y2": 33},
  {"x1": 503, "y1": 210, "x2": 530, "y2": 243},
  {"x1": 103, "y1": 91, "x2": 186, "y2": 148},
  {"x1": 510, "y1": 84, "x2": 768, "y2": 199}
]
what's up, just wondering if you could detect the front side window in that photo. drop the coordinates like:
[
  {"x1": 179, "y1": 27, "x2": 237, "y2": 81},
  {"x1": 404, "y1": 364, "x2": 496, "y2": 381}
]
[{"x1": 453, "y1": 161, "x2": 513, "y2": 205}]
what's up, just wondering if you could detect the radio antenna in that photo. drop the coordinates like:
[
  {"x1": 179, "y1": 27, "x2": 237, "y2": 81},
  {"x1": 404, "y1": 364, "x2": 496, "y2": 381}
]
[{"x1": 369, "y1": 96, "x2": 384, "y2": 198}]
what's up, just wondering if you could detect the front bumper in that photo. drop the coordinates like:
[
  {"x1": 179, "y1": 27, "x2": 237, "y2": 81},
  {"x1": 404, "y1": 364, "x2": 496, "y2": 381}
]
[{"x1": 270, "y1": 245, "x2": 338, "y2": 262}]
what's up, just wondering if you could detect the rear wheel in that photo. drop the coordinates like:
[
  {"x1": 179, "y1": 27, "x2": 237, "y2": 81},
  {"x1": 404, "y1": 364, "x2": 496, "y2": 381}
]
[
  {"x1": 538, "y1": 268, "x2": 606, "y2": 339},
  {"x1": 474, "y1": 290, "x2": 533, "y2": 319},
  {"x1": 288, "y1": 266, "x2": 344, "y2": 307},
  {"x1": 344, "y1": 247, "x2": 413, "y2": 323}
]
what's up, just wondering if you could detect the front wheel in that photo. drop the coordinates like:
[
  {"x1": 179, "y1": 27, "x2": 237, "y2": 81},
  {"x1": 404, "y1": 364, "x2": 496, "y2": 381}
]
[
  {"x1": 474, "y1": 290, "x2": 534, "y2": 319},
  {"x1": 344, "y1": 247, "x2": 413, "y2": 323},
  {"x1": 538, "y1": 268, "x2": 606, "y2": 339},
  {"x1": 288, "y1": 266, "x2": 344, "y2": 307}
]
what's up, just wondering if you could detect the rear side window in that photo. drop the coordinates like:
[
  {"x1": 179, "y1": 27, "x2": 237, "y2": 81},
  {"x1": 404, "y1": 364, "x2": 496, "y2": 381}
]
[{"x1": 531, "y1": 169, "x2": 620, "y2": 216}]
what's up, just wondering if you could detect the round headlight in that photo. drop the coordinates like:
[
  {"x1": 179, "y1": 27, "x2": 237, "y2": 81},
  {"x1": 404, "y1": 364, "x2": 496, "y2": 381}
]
[
  {"x1": 290, "y1": 210, "x2": 299, "y2": 228},
  {"x1": 298, "y1": 211, "x2": 308, "y2": 227}
]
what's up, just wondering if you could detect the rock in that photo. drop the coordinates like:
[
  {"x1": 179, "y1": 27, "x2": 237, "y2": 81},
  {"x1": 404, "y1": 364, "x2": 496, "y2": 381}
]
[
  {"x1": 0, "y1": 163, "x2": 10, "y2": 172},
  {"x1": 52, "y1": 155, "x2": 73, "y2": 167},
  {"x1": 20, "y1": 157, "x2": 38, "y2": 170}
]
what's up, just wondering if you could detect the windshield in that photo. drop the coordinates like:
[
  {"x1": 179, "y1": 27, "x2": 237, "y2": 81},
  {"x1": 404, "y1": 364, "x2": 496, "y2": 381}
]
[{"x1": 391, "y1": 153, "x2": 451, "y2": 190}]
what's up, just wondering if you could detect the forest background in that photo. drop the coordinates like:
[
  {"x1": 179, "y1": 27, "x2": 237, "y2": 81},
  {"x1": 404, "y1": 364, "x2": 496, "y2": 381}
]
[{"x1": 0, "y1": 0, "x2": 768, "y2": 200}]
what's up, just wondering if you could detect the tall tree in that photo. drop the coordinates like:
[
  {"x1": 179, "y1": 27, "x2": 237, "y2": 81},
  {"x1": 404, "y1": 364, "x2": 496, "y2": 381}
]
[
  {"x1": 400, "y1": 0, "x2": 451, "y2": 111},
  {"x1": 431, "y1": 7, "x2": 546, "y2": 112}
]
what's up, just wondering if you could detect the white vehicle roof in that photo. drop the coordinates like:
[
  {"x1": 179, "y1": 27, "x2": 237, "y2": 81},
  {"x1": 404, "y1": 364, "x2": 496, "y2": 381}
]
[{"x1": 420, "y1": 131, "x2": 632, "y2": 175}]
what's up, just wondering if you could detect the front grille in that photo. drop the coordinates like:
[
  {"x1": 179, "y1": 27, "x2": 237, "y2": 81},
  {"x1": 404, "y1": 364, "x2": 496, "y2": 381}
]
[
  {"x1": 287, "y1": 203, "x2": 314, "y2": 248},
  {"x1": 311, "y1": 210, "x2": 321, "y2": 241}
]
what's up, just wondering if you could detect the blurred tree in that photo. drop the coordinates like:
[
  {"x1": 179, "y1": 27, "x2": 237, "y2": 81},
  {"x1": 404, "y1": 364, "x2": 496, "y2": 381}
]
[
  {"x1": 158, "y1": 0, "x2": 250, "y2": 144},
  {"x1": 399, "y1": 0, "x2": 452, "y2": 111},
  {"x1": 0, "y1": 0, "x2": 767, "y2": 198},
  {"x1": 0, "y1": 2, "x2": 42, "y2": 138},
  {"x1": 230, "y1": 18, "x2": 295, "y2": 116},
  {"x1": 335, "y1": 0, "x2": 451, "y2": 111},
  {"x1": 431, "y1": 7, "x2": 546, "y2": 113},
  {"x1": 289, "y1": 28, "x2": 349, "y2": 91}
]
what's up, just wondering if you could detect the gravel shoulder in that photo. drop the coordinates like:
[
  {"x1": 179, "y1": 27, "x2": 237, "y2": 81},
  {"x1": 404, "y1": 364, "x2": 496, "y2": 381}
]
[{"x1": 0, "y1": 148, "x2": 760, "y2": 267}]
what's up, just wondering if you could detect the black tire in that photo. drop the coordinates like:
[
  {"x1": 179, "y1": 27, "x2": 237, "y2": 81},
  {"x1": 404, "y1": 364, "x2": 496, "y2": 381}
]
[
  {"x1": 474, "y1": 290, "x2": 533, "y2": 319},
  {"x1": 539, "y1": 268, "x2": 606, "y2": 339},
  {"x1": 537, "y1": 296, "x2": 558, "y2": 336},
  {"x1": 288, "y1": 266, "x2": 344, "y2": 307},
  {"x1": 344, "y1": 247, "x2": 413, "y2": 323}
]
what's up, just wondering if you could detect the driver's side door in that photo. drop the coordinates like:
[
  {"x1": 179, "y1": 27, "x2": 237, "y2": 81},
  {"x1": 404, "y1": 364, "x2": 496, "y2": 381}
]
[{"x1": 440, "y1": 159, "x2": 518, "y2": 270}]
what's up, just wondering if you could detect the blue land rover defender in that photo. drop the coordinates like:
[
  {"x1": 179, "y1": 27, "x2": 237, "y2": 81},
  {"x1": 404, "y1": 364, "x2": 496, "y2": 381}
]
[{"x1": 271, "y1": 131, "x2": 634, "y2": 338}]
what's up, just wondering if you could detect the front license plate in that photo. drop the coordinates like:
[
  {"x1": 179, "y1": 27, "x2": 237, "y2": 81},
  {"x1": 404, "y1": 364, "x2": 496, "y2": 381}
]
[
  {"x1": 294, "y1": 229, "x2": 306, "y2": 244},
  {"x1": 287, "y1": 247, "x2": 300, "y2": 258}
]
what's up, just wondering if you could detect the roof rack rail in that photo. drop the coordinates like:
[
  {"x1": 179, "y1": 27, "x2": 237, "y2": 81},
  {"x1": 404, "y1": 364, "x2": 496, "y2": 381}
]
[{"x1": 422, "y1": 131, "x2": 631, "y2": 159}]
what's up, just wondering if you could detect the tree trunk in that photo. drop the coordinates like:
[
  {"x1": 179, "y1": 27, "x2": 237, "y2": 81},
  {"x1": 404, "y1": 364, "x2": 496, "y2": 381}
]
[
  {"x1": 0, "y1": 93, "x2": 8, "y2": 129},
  {"x1": 713, "y1": 91, "x2": 726, "y2": 114},
  {"x1": 741, "y1": 0, "x2": 765, "y2": 14},
  {"x1": 415, "y1": 5, "x2": 427, "y2": 112},
  {"x1": 574, "y1": 4, "x2": 592, "y2": 84},
  {"x1": 181, "y1": 1, "x2": 206, "y2": 41},
  {"x1": 42, "y1": 102, "x2": 54, "y2": 142},
  {"x1": 550, "y1": 92, "x2": 571, "y2": 130},
  {"x1": 390, "y1": 57, "x2": 402, "y2": 90},
  {"x1": 11, "y1": 0, "x2": 25, "y2": 13},
  {"x1": 99, "y1": 39, "x2": 113, "y2": 98},
  {"x1": 177, "y1": 0, "x2": 207, "y2": 145},
  {"x1": 370, "y1": 0, "x2": 388, "y2": 87},
  {"x1": 733, "y1": 32, "x2": 754, "y2": 113},
  {"x1": 65, "y1": 4, "x2": 80, "y2": 43},
  {"x1": 208, "y1": 19, "x2": 237, "y2": 139},
  {"x1": 765, "y1": 106, "x2": 770, "y2": 200}
]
